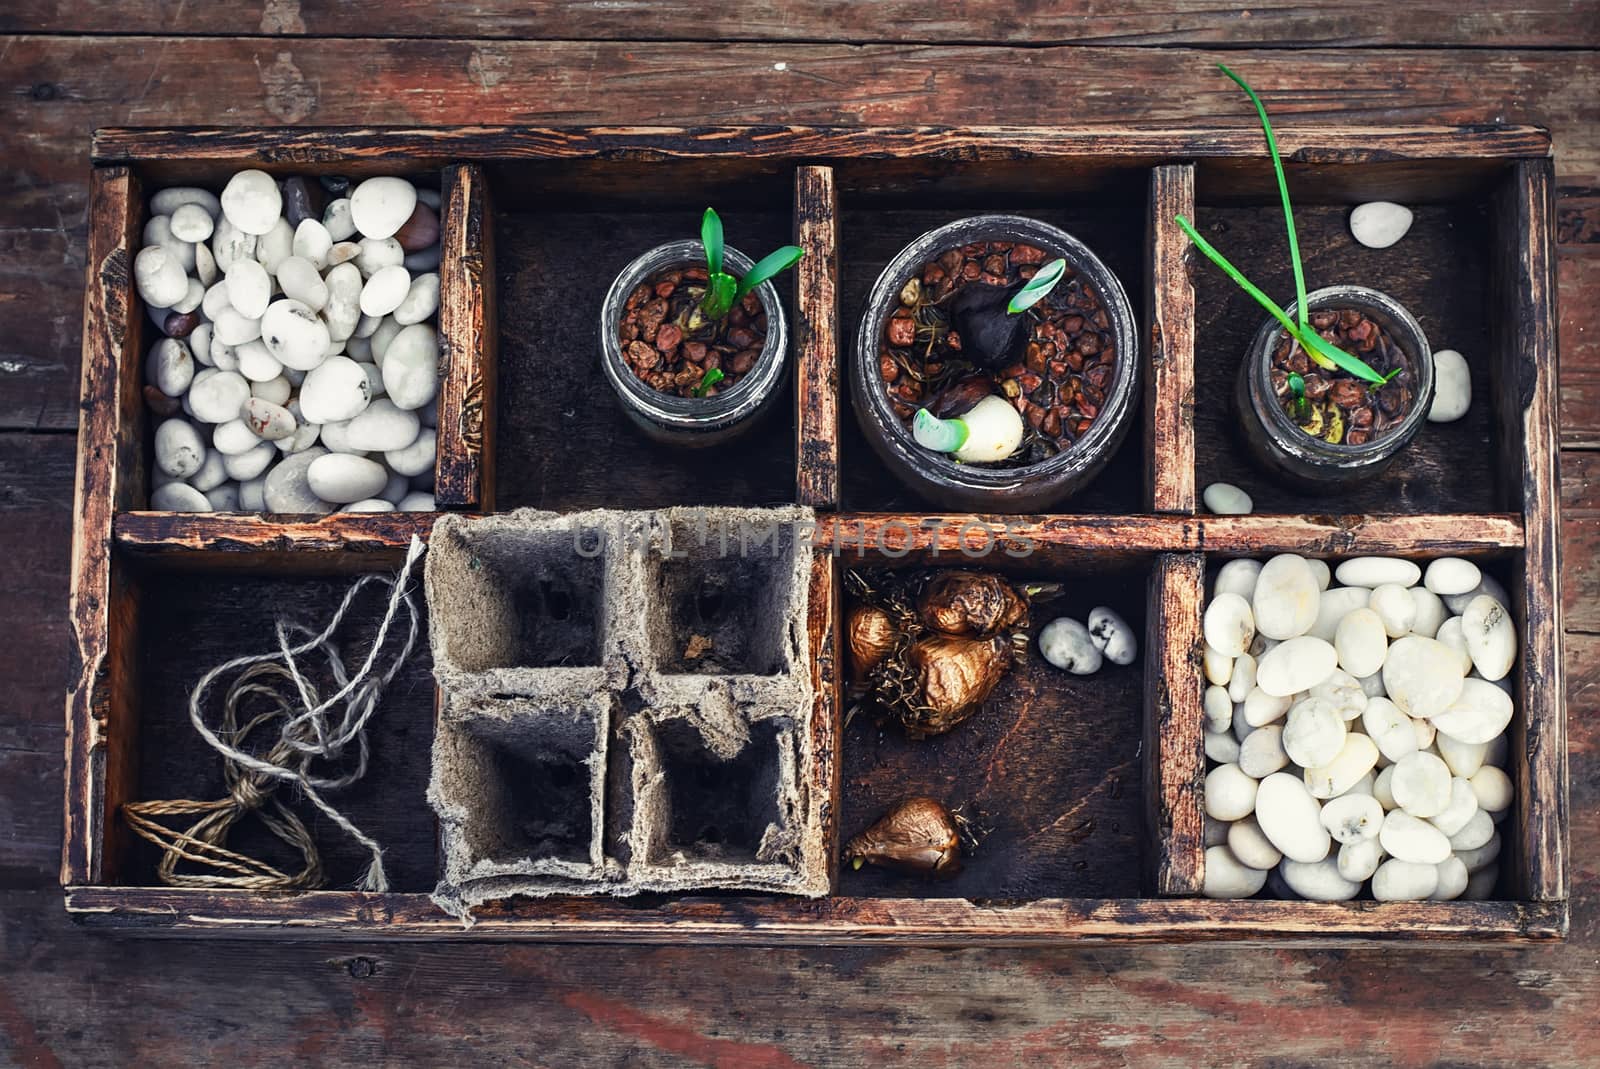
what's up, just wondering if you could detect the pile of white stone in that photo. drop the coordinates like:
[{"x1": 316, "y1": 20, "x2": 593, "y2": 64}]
[
  {"x1": 1201, "y1": 554, "x2": 1516, "y2": 902},
  {"x1": 136, "y1": 171, "x2": 443, "y2": 513}
]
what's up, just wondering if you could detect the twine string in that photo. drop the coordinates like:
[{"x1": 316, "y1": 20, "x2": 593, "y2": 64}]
[{"x1": 123, "y1": 536, "x2": 424, "y2": 893}]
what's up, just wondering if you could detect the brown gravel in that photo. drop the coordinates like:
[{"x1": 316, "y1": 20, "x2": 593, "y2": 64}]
[
  {"x1": 618, "y1": 265, "x2": 767, "y2": 397},
  {"x1": 1268, "y1": 308, "x2": 1415, "y2": 446}
]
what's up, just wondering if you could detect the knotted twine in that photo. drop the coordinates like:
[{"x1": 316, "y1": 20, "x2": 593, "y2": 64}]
[{"x1": 123, "y1": 536, "x2": 425, "y2": 893}]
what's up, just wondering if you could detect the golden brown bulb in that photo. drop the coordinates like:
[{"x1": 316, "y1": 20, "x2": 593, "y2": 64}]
[
  {"x1": 904, "y1": 633, "x2": 1009, "y2": 737},
  {"x1": 917, "y1": 571, "x2": 1029, "y2": 638},
  {"x1": 845, "y1": 797, "x2": 962, "y2": 878},
  {"x1": 846, "y1": 603, "x2": 900, "y2": 682}
]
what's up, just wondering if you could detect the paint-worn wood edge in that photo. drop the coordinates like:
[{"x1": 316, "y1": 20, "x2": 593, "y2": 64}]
[
  {"x1": 817, "y1": 513, "x2": 1525, "y2": 560},
  {"x1": 63, "y1": 166, "x2": 142, "y2": 887},
  {"x1": 1146, "y1": 164, "x2": 1197, "y2": 513},
  {"x1": 112, "y1": 511, "x2": 440, "y2": 563},
  {"x1": 1494, "y1": 159, "x2": 1567, "y2": 903},
  {"x1": 61, "y1": 886, "x2": 1566, "y2": 944},
  {"x1": 803, "y1": 552, "x2": 841, "y2": 893},
  {"x1": 90, "y1": 124, "x2": 1554, "y2": 166},
  {"x1": 794, "y1": 165, "x2": 840, "y2": 510},
  {"x1": 435, "y1": 162, "x2": 496, "y2": 509},
  {"x1": 1145, "y1": 553, "x2": 1206, "y2": 895}
]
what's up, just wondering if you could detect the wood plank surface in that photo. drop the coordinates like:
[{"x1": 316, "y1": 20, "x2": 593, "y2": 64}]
[
  {"x1": 794, "y1": 164, "x2": 840, "y2": 509},
  {"x1": 2, "y1": 10, "x2": 1599, "y2": 1065},
  {"x1": 5, "y1": 1, "x2": 1595, "y2": 48}
]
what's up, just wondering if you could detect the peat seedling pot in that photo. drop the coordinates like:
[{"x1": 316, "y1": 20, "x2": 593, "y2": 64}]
[
  {"x1": 1235, "y1": 284, "x2": 1433, "y2": 489},
  {"x1": 851, "y1": 215, "x2": 1139, "y2": 512},
  {"x1": 601, "y1": 238, "x2": 789, "y2": 449}
]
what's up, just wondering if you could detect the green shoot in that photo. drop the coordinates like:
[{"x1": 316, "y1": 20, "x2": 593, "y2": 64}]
[
  {"x1": 1007, "y1": 258, "x2": 1068, "y2": 314},
  {"x1": 1174, "y1": 215, "x2": 1392, "y2": 386},
  {"x1": 1287, "y1": 371, "x2": 1311, "y2": 421},
  {"x1": 692, "y1": 367, "x2": 725, "y2": 397},
  {"x1": 696, "y1": 207, "x2": 804, "y2": 321}
]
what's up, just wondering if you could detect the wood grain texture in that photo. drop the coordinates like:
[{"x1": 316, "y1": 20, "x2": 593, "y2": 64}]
[
  {"x1": 1145, "y1": 554, "x2": 1206, "y2": 895},
  {"x1": 435, "y1": 162, "x2": 496, "y2": 508},
  {"x1": 794, "y1": 165, "x2": 839, "y2": 509},
  {"x1": 1493, "y1": 160, "x2": 1568, "y2": 902},
  {"x1": 61, "y1": 166, "x2": 141, "y2": 887},
  {"x1": 806, "y1": 553, "x2": 841, "y2": 893},
  {"x1": 112, "y1": 511, "x2": 438, "y2": 564},
  {"x1": 9, "y1": 1, "x2": 1597, "y2": 47},
  {"x1": 1146, "y1": 165, "x2": 1197, "y2": 512},
  {"x1": 59, "y1": 885, "x2": 1566, "y2": 944}
]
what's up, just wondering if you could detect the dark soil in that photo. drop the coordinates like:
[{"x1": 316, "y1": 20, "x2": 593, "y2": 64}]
[
  {"x1": 877, "y1": 240, "x2": 1117, "y2": 467},
  {"x1": 1268, "y1": 307, "x2": 1417, "y2": 446},
  {"x1": 618, "y1": 264, "x2": 768, "y2": 398}
]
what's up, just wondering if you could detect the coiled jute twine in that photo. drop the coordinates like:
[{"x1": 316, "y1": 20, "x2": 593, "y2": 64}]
[{"x1": 123, "y1": 536, "x2": 425, "y2": 893}]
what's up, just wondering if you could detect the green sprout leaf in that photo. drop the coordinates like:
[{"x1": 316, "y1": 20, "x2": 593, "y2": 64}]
[
  {"x1": 734, "y1": 245, "x2": 805, "y2": 302},
  {"x1": 701, "y1": 207, "x2": 724, "y2": 278},
  {"x1": 912, "y1": 408, "x2": 970, "y2": 454},
  {"x1": 1174, "y1": 214, "x2": 1389, "y2": 386},
  {"x1": 1007, "y1": 258, "x2": 1067, "y2": 315},
  {"x1": 701, "y1": 271, "x2": 739, "y2": 321},
  {"x1": 1287, "y1": 371, "x2": 1311, "y2": 421},
  {"x1": 691, "y1": 367, "x2": 725, "y2": 397}
]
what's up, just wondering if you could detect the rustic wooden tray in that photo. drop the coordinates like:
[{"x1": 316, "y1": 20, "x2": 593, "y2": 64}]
[{"x1": 65, "y1": 124, "x2": 1566, "y2": 943}]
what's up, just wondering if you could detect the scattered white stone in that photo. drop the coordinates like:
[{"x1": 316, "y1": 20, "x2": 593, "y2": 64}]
[
  {"x1": 1372, "y1": 858, "x2": 1438, "y2": 901},
  {"x1": 1432, "y1": 678, "x2": 1514, "y2": 745},
  {"x1": 1333, "y1": 607, "x2": 1387, "y2": 679},
  {"x1": 1362, "y1": 697, "x2": 1418, "y2": 764},
  {"x1": 1083, "y1": 606, "x2": 1136, "y2": 666},
  {"x1": 1390, "y1": 751, "x2": 1453, "y2": 819},
  {"x1": 1382, "y1": 636, "x2": 1466, "y2": 719},
  {"x1": 1379, "y1": 810, "x2": 1452, "y2": 865},
  {"x1": 1243, "y1": 686, "x2": 1292, "y2": 729},
  {"x1": 1253, "y1": 554, "x2": 1321, "y2": 640},
  {"x1": 1338, "y1": 838, "x2": 1383, "y2": 883},
  {"x1": 1203, "y1": 846, "x2": 1269, "y2": 899},
  {"x1": 1436, "y1": 731, "x2": 1488, "y2": 780},
  {"x1": 1203, "y1": 593, "x2": 1255, "y2": 659},
  {"x1": 1203, "y1": 482, "x2": 1252, "y2": 515},
  {"x1": 345, "y1": 498, "x2": 397, "y2": 513},
  {"x1": 394, "y1": 272, "x2": 440, "y2": 326},
  {"x1": 1239, "y1": 724, "x2": 1289, "y2": 779},
  {"x1": 1424, "y1": 557, "x2": 1481, "y2": 598},
  {"x1": 1308, "y1": 585, "x2": 1370, "y2": 642},
  {"x1": 1409, "y1": 586, "x2": 1447, "y2": 639},
  {"x1": 1443, "y1": 573, "x2": 1511, "y2": 616},
  {"x1": 345, "y1": 398, "x2": 421, "y2": 453},
  {"x1": 1038, "y1": 617, "x2": 1102, "y2": 675},
  {"x1": 145, "y1": 338, "x2": 194, "y2": 397},
  {"x1": 151, "y1": 187, "x2": 221, "y2": 218},
  {"x1": 1205, "y1": 763, "x2": 1260, "y2": 822},
  {"x1": 1205, "y1": 728, "x2": 1241, "y2": 764},
  {"x1": 1429, "y1": 777, "x2": 1481, "y2": 837},
  {"x1": 1227, "y1": 652, "x2": 1257, "y2": 703},
  {"x1": 220, "y1": 170, "x2": 283, "y2": 235},
  {"x1": 1431, "y1": 855, "x2": 1469, "y2": 901},
  {"x1": 1334, "y1": 556, "x2": 1421, "y2": 589},
  {"x1": 1282, "y1": 698, "x2": 1347, "y2": 769},
  {"x1": 1350, "y1": 201, "x2": 1413, "y2": 249},
  {"x1": 135, "y1": 245, "x2": 189, "y2": 308},
  {"x1": 1428, "y1": 349, "x2": 1472, "y2": 423},
  {"x1": 1279, "y1": 857, "x2": 1360, "y2": 901},
  {"x1": 1320, "y1": 793, "x2": 1383, "y2": 845},
  {"x1": 187, "y1": 369, "x2": 251, "y2": 424},
  {"x1": 356, "y1": 237, "x2": 406, "y2": 277},
  {"x1": 224, "y1": 441, "x2": 277, "y2": 481},
  {"x1": 1256, "y1": 636, "x2": 1338, "y2": 697},
  {"x1": 1203, "y1": 645, "x2": 1233, "y2": 686},
  {"x1": 300, "y1": 355, "x2": 373, "y2": 424},
  {"x1": 154, "y1": 418, "x2": 206, "y2": 477},
  {"x1": 351, "y1": 177, "x2": 418, "y2": 240},
  {"x1": 1303, "y1": 733, "x2": 1379, "y2": 799},
  {"x1": 235, "y1": 339, "x2": 283, "y2": 383},
  {"x1": 1213, "y1": 559, "x2": 1263, "y2": 602},
  {"x1": 263, "y1": 447, "x2": 333, "y2": 514},
  {"x1": 397, "y1": 491, "x2": 435, "y2": 512},
  {"x1": 360, "y1": 265, "x2": 412, "y2": 317},
  {"x1": 1460, "y1": 594, "x2": 1517, "y2": 681},
  {"x1": 306, "y1": 453, "x2": 389, "y2": 504},
  {"x1": 169, "y1": 202, "x2": 215, "y2": 243},
  {"x1": 1228, "y1": 816, "x2": 1283, "y2": 870},
  {"x1": 1369, "y1": 583, "x2": 1417, "y2": 638},
  {"x1": 380, "y1": 323, "x2": 440, "y2": 409},
  {"x1": 1254, "y1": 772, "x2": 1330, "y2": 863},
  {"x1": 212, "y1": 418, "x2": 260, "y2": 455},
  {"x1": 151, "y1": 482, "x2": 211, "y2": 511}
]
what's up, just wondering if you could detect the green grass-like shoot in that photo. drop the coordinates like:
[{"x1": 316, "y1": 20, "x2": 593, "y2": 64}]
[
  {"x1": 1007, "y1": 258, "x2": 1068, "y2": 314},
  {"x1": 692, "y1": 367, "x2": 725, "y2": 397},
  {"x1": 697, "y1": 207, "x2": 804, "y2": 321},
  {"x1": 1287, "y1": 371, "x2": 1311, "y2": 421}
]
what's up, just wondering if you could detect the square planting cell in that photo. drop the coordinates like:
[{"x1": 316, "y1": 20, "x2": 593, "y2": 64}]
[
  {"x1": 653, "y1": 716, "x2": 788, "y2": 865},
  {"x1": 430, "y1": 695, "x2": 609, "y2": 886}
]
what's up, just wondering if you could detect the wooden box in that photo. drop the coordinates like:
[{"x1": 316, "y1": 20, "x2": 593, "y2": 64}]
[{"x1": 64, "y1": 125, "x2": 1566, "y2": 943}]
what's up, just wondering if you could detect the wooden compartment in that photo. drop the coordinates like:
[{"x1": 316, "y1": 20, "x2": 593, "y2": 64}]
[{"x1": 66, "y1": 126, "x2": 1564, "y2": 944}]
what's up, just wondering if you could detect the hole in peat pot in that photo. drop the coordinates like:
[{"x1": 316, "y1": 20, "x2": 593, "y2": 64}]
[
  {"x1": 655, "y1": 718, "x2": 784, "y2": 863},
  {"x1": 651, "y1": 527, "x2": 799, "y2": 676},
  {"x1": 466, "y1": 711, "x2": 599, "y2": 867}
]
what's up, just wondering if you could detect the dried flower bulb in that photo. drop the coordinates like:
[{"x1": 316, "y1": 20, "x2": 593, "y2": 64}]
[
  {"x1": 918, "y1": 571, "x2": 1029, "y2": 638},
  {"x1": 845, "y1": 796, "x2": 961, "y2": 878},
  {"x1": 847, "y1": 604, "x2": 900, "y2": 682},
  {"x1": 906, "y1": 633, "x2": 1009, "y2": 737}
]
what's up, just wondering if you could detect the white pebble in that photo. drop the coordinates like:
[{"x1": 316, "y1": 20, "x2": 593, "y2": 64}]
[
  {"x1": 1382, "y1": 636, "x2": 1465, "y2": 719},
  {"x1": 361, "y1": 265, "x2": 412, "y2": 317},
  {"x1": 1239, "y1": 724, "x2": 1289, "y2": 779},
  {"x1": 307, "y1": 453, "x2": 389, "y2": 504},
  {"x1": 292, "y1": 218, "x2": 334, "y2": 269},
  {"x1": 397, "y1": 491, "x2": 435, "y2": 512},
  {"x1": 1279, "y1": 857, "x2": 1360, "y2": 901},
  {"x1": 351, "y1": 177, "x2": 418, "y2": 240},
  {"x1": 224, "y1": 441, "x2": 277, "y2": 481},
  {"x1": 1432, "y1": 855, "x2": 1469, "y2": 900},
  {"x1": 356, "y1": 237, "x2": 405, "y2": 277},
  {"x1": 1362, "y1": 697, "x2": 1418, "y2": 764},
  {"x1": 1470, "y1": 766, "x2": 1513, "y2": 814},
  {"x1": 194, "y1": 240, "x2": 218, "y2": 286},
  {"x1": 1334, "y1": 556, "x2": 1421, "y2": 589},
  {"x1": 1320, "y1": 793, "x2": 1383, "y2": 845},
  {"x1": 1203, "y1": 845, "x2": 1268, "y2": 899},
  {"x1": 1390, "y1": 751, "x2": 1453, "y2": 818},
  {"x1": 1379, "y1": 810, "x2": 1452, "y2": 865},
  {"x1": 1304, "y1": 733, "x2": 1379, "y2": 799},
  {"x1": 257, "y1": 217, "x2": 294, "y2": 273},
  {"x1": 1435, "y1": 732, "x2": 1488, "y2": 779},
  {"x1": 394, "y1": 272, "x2": 441, "y2": 326},
  {"x1": 1204, "y1": 763, "x2": 1259, "y2": 822},
  {"x1": 1252, "y1": 554, "x2": 1321, "y2": 640},
  {"x1": 220, "y1": 170, "x2": 283, "y2": 235},
  {"x1": 1203, "y1": 593, "x2": 1254, "y2": 658},
  {"x1": 145, "y1": 338, "x2": 194, "y2": 397},
  {"x1": 1454, "y1": 827, "x2": 1501, "y2": 869},
  {"x1": 206, "y1": 482, "x2": 241, "y2": 511},
  {"x1": 276, "y1": 256, "x2": 329, "y2": 311},
  {"x1": 1088, "y1": 604, "x2": 1139, "y2": 662},
  {"x1": 151, "y1": 187, "x2": 221, "y2": 218},
  {"x1": 1431, "y1": 678, "x2": 1514, "y2": 745},
  {"x1": 323, "y1": 198, "x2": 357, "y2": 241},
  {"x1": 1308, "y1": 586, "x2": 1370, "y2": 642},
  {"x1": 1256, "y1": 636, "x2": 1338, "y2": 697},
  {"x1": 261, "y1": 298, "x2": 334, "y2": 371},
  {"x1": 345, "y1": 398, "x2": 421, "y2": 452},
  {"x1": 1228, "y1": 816, "x2": 1283, "y2": 870},
  {"x1": 1463, "y1": 864, "x2": 1499, "y2": 899},
  {"x1": 1213, "y1": 559, "x2": 1262, "y2": 602},
  {"x1": 1203, "y1": 482, "x2": 1252, "y2": 515},
  {"x1": 1429, "y1": 777, "x2": 1481, "y2": 837},
  {"x1": 210, "y1": 216, "x2": 256, "y2": 272},
  {"x1": 187, "y1": 369, "x2": 251, "y2": 424},
  {"x1": 1227, "y1": 652, "x2": 1257, "y2": 703},
  {"x1": 154, "y1": 418, "x2": 205, "y2": 477},
  {"x1": 151, "y1": 482, "x2": 211, "y2": 511},
  {"x1": 380, "y1": 323, "x2": 441, "y2": 410},
  {"x1": 1443, "y1": 574, "x2": 1512, "y2": 616},
  {"x1": 1372, "y1": 858, "x2": 1438, "y2": 901},
  {"x1": 1373, "y1": 765, "x2": 1397, "y2": 810},
  {"x1": 1428, "y1": 349, "x2": 1472, "y2": 423},
  {"x1": 242, "y1": 396, "x2": 297, "y2": 440},
  {"x1": 172, "y1": 278, "x2": 205, "y2": 315},
  {"x1": 1424, "y1": 557, "x2": 1481, "y2": 597},
  {"x1": 262, "y1": 447, "x2": 333, "y2": 514},
  {"x1": 1204, "y1": 728, "x2": 1240, "y2": 764},
  {"x1": 1461, "y1": 594, "x2": 1516, "y2": 681},
  {"x1": 1369, "y1": 583, "x2": 1417, "y2": 638},
  {"x1": 190, "y1": 448, "x2": 228, "y2": 492},
  {"x1": 239, "y1": 476, "x2": 267, "y2": 511},
  {"x1": 1242, "y1": 686, "x2": 1292, "y2": 728},
  {"x1": 1038, "y1": 617, "x2": 1102, "y2": 675},
  {"x1": 1349, "y1": 201, "x2": 1413, "y2": 249},
  {"x1": 1254, "y1": 772, "x2": 1330, "y2": 863},
  {"x1": 213, "y1": 308, "x2": 262, "y2": 347},
  {"x1": 134, "y1": 245, "x2": 189, "y2": 308},
  {"x1": 235, "y1": 339, "x2": 283, "y2": 384},
  {"x1": 212, "y1": 419, "x2": 261, "y2": 455},
  {"x1": 1203, "y1": 645, "x2": 1233, "y2": 686},
  {"x1": 300, "y1": 355, "x2": 374, "y2": 424},
  {"x1": 346, "y1": 498, "x2": 397, "y2": 513},
  {"x1": 1409, "y1": 586, "x2": 1447, "y2": 639},
  {"x1": 1338, "y1": 839, "x2": 1383, "y2": 883},
  {"x1": 1435, "y1": 616, "x2": 1476, "y2": 675},
  {"x1": 1309, "y1": 669, "x2": 1368, "y2": 721},
  {"x1": 169, "y1": 202, "x2": 215, "y2": 243},
  {"x1": 1282, "y1": 698, "x2": 1347, "y2": 769},
  {"x1": 1334, "y1": 607, "x2": 1388, "y2": 679},
  {"x1": 324, "y1": 263, "x2": 364, "y2": 343}
]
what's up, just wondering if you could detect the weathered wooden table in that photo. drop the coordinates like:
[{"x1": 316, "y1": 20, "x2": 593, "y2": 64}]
[{"x1": 2, "y1": 5, "x2": 1596, "y2": 1064}]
